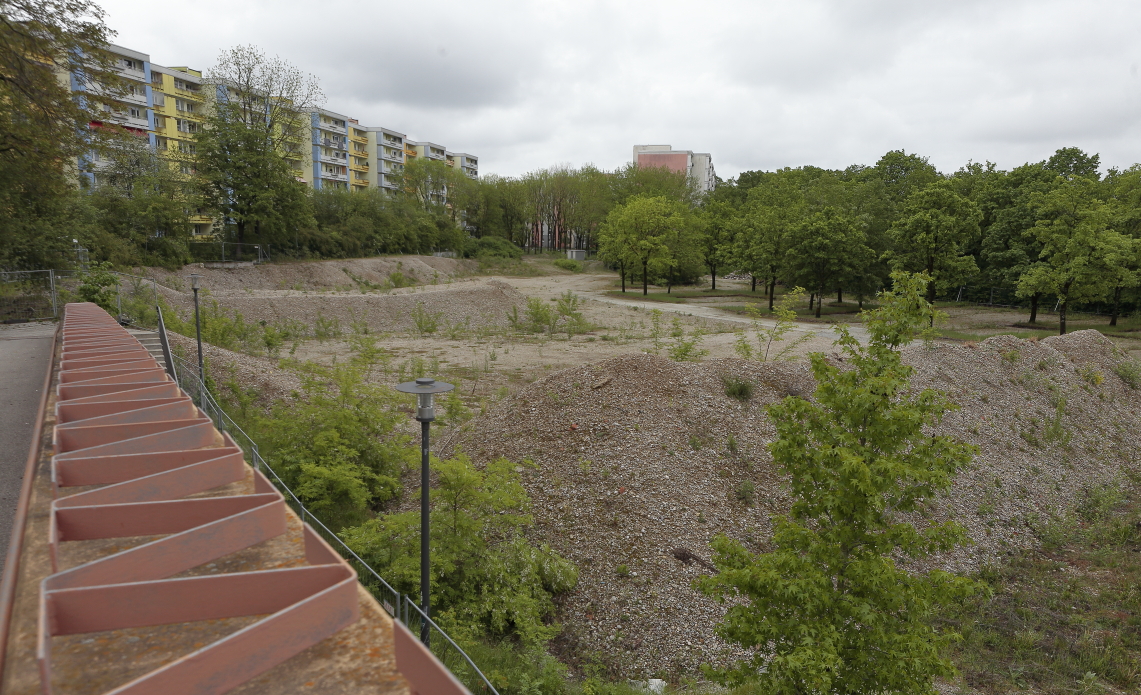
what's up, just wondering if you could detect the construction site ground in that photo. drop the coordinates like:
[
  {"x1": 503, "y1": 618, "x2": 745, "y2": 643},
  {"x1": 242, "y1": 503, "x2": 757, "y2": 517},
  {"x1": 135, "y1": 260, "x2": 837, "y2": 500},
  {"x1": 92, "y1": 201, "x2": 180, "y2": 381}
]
[{"x1": 143, "y1": 255, "x2": 1141, "y2": 690}]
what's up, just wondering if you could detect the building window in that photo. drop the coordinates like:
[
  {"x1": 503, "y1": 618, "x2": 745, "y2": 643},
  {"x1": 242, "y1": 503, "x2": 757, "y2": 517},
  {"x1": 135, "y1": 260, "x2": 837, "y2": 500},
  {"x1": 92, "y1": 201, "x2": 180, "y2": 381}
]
[
  {"x1": 129, "y1": 107, "x2": 143, "y2": 119},
  {"x1": 152, "y1": 92, "x2": 165, "y2": 107},
  {"x1": 150, "y1": 71, "x2": 163, "y2": 85},
  {"x1": 175, "y1": 119, "x2": 198, "y2": 134},
  {"x1": 122, "y1": 58, "x2": 140, "y2": 70},
  {"x1": 180, "y1": 164, "x2": 194, "y2": 175}
]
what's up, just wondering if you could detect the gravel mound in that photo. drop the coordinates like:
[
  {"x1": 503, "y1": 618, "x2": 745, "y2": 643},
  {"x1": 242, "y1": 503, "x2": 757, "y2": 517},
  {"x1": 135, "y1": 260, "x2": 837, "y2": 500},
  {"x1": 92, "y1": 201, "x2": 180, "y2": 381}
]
[
  {"x1": 142, "y1": 256, "x2": 473, "y2": 292},
  {"x1": 166, "y1": 332, "x2": 301, "y2": 407},
  {"x1": 158, "y1": 280, "x2": 526, "y2": 335},
  {"x1": 446, "y1": 330, "x2": 1141, "y2": 678}
]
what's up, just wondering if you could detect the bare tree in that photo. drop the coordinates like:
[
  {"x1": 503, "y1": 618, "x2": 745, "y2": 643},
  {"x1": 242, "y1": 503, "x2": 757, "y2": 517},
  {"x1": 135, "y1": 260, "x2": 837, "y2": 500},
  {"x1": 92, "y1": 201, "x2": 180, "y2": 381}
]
[{"x1": 204, "y1": 44, "x2": 324, "y2": 152}]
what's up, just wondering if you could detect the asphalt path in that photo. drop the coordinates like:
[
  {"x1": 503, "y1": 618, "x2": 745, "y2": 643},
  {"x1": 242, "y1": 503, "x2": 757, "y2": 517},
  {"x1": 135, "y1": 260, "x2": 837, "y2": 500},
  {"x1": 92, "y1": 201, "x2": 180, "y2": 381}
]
[{"x1": 0, "y1": 322, "x2": 55, "y2": 577}]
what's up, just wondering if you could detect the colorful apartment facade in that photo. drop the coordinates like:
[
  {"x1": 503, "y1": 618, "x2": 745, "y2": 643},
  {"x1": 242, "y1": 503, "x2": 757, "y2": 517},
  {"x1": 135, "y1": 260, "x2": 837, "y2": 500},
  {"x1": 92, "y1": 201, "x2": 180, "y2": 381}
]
[{"x1": 71, "y1": 42, "x2": 478, "y2": 231}]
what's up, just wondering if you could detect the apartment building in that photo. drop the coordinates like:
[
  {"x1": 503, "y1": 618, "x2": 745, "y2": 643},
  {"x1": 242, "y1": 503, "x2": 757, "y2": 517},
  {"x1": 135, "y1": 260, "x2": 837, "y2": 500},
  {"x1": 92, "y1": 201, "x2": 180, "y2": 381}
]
[
  {"x1": 366, "y1": 126, "x2": 406, "y2": 192},
  {"x1": 632, "y1": 144, "x2": 716, "y2": 194},
  {"x1": 71, "y1": 42, "x2": 476, "y2": 215}
]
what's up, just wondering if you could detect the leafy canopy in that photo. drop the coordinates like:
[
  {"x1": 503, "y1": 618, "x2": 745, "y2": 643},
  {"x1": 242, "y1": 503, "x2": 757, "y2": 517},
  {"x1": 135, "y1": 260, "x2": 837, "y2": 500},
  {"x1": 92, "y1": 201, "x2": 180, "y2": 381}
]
[{"x1": 699, "y1": 272, "x2": 981, "y2": 695}]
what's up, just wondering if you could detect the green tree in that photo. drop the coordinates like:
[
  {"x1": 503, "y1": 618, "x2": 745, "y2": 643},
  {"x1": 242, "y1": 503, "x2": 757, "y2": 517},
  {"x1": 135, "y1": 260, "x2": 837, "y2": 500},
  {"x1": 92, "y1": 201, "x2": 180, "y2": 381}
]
[
  {"x1": 341, "y1": 454, "x2": 577, "y2": 645},
  {"x1": 698, "y1": 200, "x2": 736, "y2": 290},
  {"x1": 598, "y1": 195, "x2": 688, "y2": 295},
  {"x1": 0, "y1": 0, "x2": 122, "y2": 269},
  {"x1": 699, "y1": 272, "x2": 980, "y2": 694},
  {"x1": 1019, "y1": 176, "x2": 1135, "y2": 334},
  {"x1": 885, "y1": 180, "x2": 982, "y2": 306},
  {"x1": 737, "y1": 170, "x2": 807, "y2": 308},
  {"x1": 787, "y1": 207, "x2": 867, "y2": 317},
  {"x1": 196, "y1": 45, "x2": 319, "y2": 247}
]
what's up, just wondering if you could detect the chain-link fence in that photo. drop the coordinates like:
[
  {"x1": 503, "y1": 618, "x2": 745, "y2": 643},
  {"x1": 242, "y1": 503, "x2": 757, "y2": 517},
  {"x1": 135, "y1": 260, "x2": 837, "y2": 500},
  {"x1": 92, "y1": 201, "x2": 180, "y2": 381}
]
[
  {"x1": 0, "y1": 270, "x2": 59, "y2": 323},
  {"x1": 942, "y1": 285, "x2": 1140, "y2": 319},
  {"x1": 165, "y1": 345, "x2": 498, "y2": 694},
  {"x1": 188, "y1": 242, "x2": 270, "y2": 264}
]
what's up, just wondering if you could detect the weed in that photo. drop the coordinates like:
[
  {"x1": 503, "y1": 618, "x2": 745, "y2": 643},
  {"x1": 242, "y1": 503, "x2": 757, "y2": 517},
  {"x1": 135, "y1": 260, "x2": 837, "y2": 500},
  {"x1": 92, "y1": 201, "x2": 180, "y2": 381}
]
[
  {"x1": 735, "y1": 480, "x2": 756, "y2": 507},
  {"x1": 313, "y1": 316, "x2": 341, "y2": 341},
  {"x1": 1076, "y1": 481, "x2": 1125, "y2": 523},
  {"x1": 1079, "y1": 365, "x2": 1105, "y2": 386},
  {"x1": 727, "y1": 433, "x2": 738, "y2": 455},
  {"x1": 1001, "y1": 349, "x2": 1021, "y2": 363},
  {"x1": 388, "y1": 271, "x2": 410, "y2": 289},
  {"x1": 1043, "y1": 397, "x2": 1071, "y2": 446},
  {"x1": 689, "y1": 435, "x2": 702, "y2": 450},
  {"x1": 723, "y1": 376, "x2": 754, "y2": 401},
  {"x1": 411, "y1": 302, "x2": 442, "y2": 336},
  {"x1": 648, "y1": 309, "x2": 665, "y2": 353},
  {"x1": 667, "y1": 317, "x2": 708, "y2": 361},
  {"x1": 615, "y1": 564, "x2": 630, "y2": 578},
  {"x1": 1113, "y1": 359, "x2": 1141, "y2": 389}
]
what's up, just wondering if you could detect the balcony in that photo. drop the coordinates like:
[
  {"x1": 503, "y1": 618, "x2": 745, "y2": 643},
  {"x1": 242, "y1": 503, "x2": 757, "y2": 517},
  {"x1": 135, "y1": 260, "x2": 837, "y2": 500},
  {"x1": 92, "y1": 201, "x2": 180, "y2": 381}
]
[
  {"x1": 321, "y1": 171, "x2": 348, "y2": 182},
  {"x1": 319, "y1": 138, "x2": 347, "y2": 150},
  {"x1": 319, "y1": 121, "x2": 347, "y2": 135}
]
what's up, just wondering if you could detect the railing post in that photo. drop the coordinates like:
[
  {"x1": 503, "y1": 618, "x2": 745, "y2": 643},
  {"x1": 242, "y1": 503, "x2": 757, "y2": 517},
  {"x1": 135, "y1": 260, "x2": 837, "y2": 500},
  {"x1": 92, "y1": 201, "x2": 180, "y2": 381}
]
[{"x1": 49, "y1": 270, "x2": 57, "y2": 318}]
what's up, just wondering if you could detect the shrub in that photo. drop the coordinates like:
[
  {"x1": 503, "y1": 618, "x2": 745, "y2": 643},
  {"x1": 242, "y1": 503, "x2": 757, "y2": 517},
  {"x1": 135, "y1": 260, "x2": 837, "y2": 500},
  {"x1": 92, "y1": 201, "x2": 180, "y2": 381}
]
[
  {"x1": 1113, "y1": 360, "x2": 1141, "y2": 389},
  {"x1": 464, "y1": 236, "x2": 523, "y2": 260},
  {"x1": 552, "y1": 258, "x2": 582, "y2": 272},
  {"x1": 75, "y1": 261, "x2": 119, "y2": 313},
  {"x1": 735, "y1": 480, "x2": 756, "y2": 507},
  {"x1": 723, "y1": 376, "x2": 754, "y2": 401},
  {"x1": 615, "y1": 564, "x2": 630, "y2": 578},
  {"x1": 1079, "y1": 365, "x2": 1104, "y2": 386},
  {"x1": 411, "y1": 301, "x2": 442, "y2": 335}
]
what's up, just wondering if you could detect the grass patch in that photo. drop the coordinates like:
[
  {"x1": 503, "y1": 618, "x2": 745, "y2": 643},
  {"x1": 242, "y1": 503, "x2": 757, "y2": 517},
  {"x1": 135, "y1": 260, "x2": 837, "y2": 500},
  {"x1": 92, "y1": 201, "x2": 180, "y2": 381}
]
[
  {"x1": 722, "y1": 375, "x2": 754, "y2": 401},
  {"x1": 945, "y1": 477, "x2": 1141, "y2": 694}
]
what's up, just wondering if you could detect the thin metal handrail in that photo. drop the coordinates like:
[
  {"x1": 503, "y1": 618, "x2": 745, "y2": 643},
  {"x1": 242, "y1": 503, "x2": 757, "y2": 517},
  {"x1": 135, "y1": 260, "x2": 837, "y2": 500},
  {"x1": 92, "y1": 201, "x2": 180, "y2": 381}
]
[{"x1": 162, "y1": 344, "x2": 498, "y2": 695}]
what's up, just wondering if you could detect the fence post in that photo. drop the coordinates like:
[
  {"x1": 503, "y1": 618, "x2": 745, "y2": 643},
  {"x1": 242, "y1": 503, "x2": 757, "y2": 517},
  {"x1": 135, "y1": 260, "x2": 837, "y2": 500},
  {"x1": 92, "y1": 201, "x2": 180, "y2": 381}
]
[
  {"x1": 117, "y1": 278, "x2": 122, "y2": 318},
  {"x1": 49, "y1": 270, "x2": 57, "y2": 318},
  {"x1": 221, "y1": 242, "x2": 225, "y2": 262}
]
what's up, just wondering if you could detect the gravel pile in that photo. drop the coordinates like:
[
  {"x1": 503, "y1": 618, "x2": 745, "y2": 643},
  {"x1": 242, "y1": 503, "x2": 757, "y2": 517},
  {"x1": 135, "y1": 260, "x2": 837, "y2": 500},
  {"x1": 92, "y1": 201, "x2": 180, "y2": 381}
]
[
  {"x1": 141, "y1": 255, "x2": 473, "y2": 292},
  {"x1": 159, "y1": 280, "x2": 526, "y2": 335},
  {"x1": 166, "y1": 332, "x2": 301, "y2": 407},
  {"x1": 444, "y1": 330, "x2": 1141, "y2": 679}
]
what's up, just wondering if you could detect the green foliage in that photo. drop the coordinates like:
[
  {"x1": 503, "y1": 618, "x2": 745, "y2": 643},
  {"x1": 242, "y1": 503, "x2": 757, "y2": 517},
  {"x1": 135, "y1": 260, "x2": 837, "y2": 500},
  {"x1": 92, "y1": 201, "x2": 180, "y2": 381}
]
[
  {"x1": 723, "y1": 376, "x2": 754, "y2": 401},
  {"x1": 1079, "y1": 365, "x2": 1104, "y2": 386},
  {"x1": 1113, "y1": 359, "x2": 1141, "y2": 388},
  {"x1": 75, "y1": 261, "x2": 119, "y2": 312},
  {"x1": 552, "y1": 258, "x2": 582, "y2": 272},
  {"x1": 341, "y1": 453, "x2": 577, "y2": 645},
  {"x1": 245, "y1": 354, "x2": 412, "y2": 531},
  {"x1": 666, "y1": 317, "x2": 708, "y2": 361},
  {"x1": 699, "y1": 272, "x2": 981, "y2": 694},
  {"x1": 412, "y1": 302, "x2": 442, "y2": 336},
  {"x1": 308, "y1": 187, "x2": 463, "y2": 257},
  {"x1": 555, "y1": 291, "x2": 590, "y2": 337},
  {"x1": 735, "y1": 480, "x2": 756, "y2": 507},
  {"x1": 885, "y1": 180, "x2": 982, "y2": 303},
  {"x1": 948, "y1": 478, "x2": 1141, "y2": 694},
  {"x1": 737, "y1": 289, "x2": 812, "y2": 362},
  {"x1": 464, "y1": 235, "x2": 524, "y2": 260}
]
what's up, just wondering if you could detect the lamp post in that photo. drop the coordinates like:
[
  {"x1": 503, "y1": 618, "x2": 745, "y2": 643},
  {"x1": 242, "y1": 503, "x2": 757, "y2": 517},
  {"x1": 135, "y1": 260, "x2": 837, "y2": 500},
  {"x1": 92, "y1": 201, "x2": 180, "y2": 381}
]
[
  {"x1": 394, "y1": 376, "x2": 454, "y2": 646},
  {"x1": 189, "y1": 273, "x2": 205, "y2": 405}
]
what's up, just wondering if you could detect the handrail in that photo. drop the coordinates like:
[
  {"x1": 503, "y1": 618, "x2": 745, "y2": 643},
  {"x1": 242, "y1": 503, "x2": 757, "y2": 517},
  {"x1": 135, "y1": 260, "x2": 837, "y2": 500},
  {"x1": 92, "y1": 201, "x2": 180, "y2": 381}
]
[{"x1": 159, "y1": 335, "x2": 499, "y2": 695}]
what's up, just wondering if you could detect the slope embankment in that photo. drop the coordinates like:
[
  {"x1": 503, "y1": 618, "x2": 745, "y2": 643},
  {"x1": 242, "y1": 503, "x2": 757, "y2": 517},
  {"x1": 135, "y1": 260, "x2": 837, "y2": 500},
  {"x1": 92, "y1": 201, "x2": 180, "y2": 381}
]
[{"x1": 446, "y1": 330, "x2": 1141, "y2": 677}]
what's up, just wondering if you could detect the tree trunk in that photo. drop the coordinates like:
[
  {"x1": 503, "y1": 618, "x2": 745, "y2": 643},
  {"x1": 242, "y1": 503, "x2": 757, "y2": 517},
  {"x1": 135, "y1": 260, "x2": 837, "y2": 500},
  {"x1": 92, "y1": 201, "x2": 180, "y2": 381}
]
[
  {"x1": 858, "y1": 297, "x2": 864, "y2": 310},
  {"x1": 1029, "y1": 293, "x2": 1039, "y2": 324},
  {"x1": 815, "y1": 288, "x2": 822, "y2": 318},
  {"x1": 710, "y1": 265, "x2": 716, "y2": 291},
  {"x1": 642, "y1": 260, "x2": 649, "y2": 296},
  {"x1": 667, "y1": 267, "x2": 673, "y2": 294},
  {"x1": 1111, "y1": 286, "x2": 1122, "y2": 326},
  {"x1": 1059, "y1": 299, "x2": 1067, "y2": 335},
  {"x1": 751, "y1": 275, "x2": 757, "y2": 293},
  {"x1": 620, "y1": 264, "x2": 626, "y2": 293},
  {"x1": 837, "y1": 288, "x2": 842, "y2": 303},
  {"x1": 768, "y1": 278, "x2": 776, "y2": 311},
  {"x1": 809, "y1": 293, "x2": 815, "y2": 311}
]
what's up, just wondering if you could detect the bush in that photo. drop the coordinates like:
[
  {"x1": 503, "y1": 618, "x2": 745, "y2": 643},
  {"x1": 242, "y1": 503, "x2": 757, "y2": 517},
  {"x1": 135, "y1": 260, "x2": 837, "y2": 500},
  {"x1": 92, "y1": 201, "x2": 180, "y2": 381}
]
[
  {"x1": 75, "y1": 261, "x2": 120, "y2": 313},
  {"x1": 464, "y1": 235, "x2": 522, "y2": 260},
  {"x1": 723, "y1": 375, "x2": 754, "y2": 401},
  {"x1": 552, "y1": 258, "x2": 582, "y2": 272},
  {"x1": 736, "y1": 480, "x2": 756, "y2": 507}
]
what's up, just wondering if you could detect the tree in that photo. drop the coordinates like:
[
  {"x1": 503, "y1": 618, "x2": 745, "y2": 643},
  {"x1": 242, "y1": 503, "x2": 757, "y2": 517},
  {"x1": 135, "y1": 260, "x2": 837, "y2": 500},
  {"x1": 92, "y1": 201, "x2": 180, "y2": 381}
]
[
  {"x1": 885, "y1": 180, "x2": 982, "y2": 306},
  {"x1": 787, "y1": 207, "x2": 868, "y2": 317},
  {"x1": 1019, "y1": 176, "x2": 1135, "y2": 334},
  {"x1": 699, "y1": 272, "x2": 980, "y2": 694},
  {"x1": 196, "y1": 46, "x2": 321, "y2": 246},
  {"x1": 598, "y1": 195, "x2": 687, "y2": 295},
  {"x1": 738, "y1": 170, "x2": 807, "y2": 309},
  {"x1": 698, "y1": 200, "x2": 736, "y2": 290},
  {"x1": 0, "y1": 0, "x2": 121, "y2": 269}
]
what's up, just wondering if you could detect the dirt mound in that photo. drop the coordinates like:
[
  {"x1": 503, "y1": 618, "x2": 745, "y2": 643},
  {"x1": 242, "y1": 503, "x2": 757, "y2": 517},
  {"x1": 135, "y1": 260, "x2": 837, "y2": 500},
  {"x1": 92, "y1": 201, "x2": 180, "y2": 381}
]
[
  {"x1": 446, "y1": 330, "x2": 1141, "y2": 678},
  {"x1": 158, "y1": 280, "x2": 526, "y2": 335},
  {"x1": 142, "y1": 256, "x2": 474, "y2": 293}
]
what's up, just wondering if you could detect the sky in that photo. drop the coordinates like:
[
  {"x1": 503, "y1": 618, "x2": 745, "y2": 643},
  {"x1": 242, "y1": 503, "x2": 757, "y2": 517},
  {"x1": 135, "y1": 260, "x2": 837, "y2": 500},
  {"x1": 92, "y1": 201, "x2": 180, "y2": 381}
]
[{"x1": 95, "y1": 0, "x2": 1141, "y2": 180}]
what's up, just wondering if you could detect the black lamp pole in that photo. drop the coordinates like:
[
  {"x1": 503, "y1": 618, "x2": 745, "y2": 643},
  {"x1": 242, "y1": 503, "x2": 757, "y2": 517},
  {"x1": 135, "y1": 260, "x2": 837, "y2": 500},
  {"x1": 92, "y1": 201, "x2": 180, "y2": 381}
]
[
  {"x1": 395, "y1": 376, "x2": 454, "y2": 647},
  {"x1": 189, "y1": 274, "x2": 204, "y2": 405}
]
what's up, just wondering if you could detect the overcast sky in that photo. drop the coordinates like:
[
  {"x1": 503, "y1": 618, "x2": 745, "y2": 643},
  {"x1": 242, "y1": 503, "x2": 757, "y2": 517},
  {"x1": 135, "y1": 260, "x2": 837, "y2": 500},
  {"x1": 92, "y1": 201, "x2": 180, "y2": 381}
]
[{"x1": 97, "y1": 0, "x2": 1141, "y2": 180}]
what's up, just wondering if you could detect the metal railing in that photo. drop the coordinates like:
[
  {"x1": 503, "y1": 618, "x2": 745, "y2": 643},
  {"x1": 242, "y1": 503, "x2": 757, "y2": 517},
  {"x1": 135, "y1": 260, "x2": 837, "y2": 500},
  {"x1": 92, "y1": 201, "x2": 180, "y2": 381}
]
[
  {"x1": 0, "y1": 270, "x2": 59, "y2": 322},
  {"x1": 164, "y1": 344, "x2": 498, "y2": 695}
]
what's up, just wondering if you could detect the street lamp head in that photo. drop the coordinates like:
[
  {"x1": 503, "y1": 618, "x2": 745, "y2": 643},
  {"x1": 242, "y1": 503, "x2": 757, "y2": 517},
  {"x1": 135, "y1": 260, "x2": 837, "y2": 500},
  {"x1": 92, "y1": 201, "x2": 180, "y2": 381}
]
[
  {"x1": 395, "y1": 377, "x2": 455, "y2": 422},
  {"x1": 189, "y1": 273, "x2": 201, "y2": 290}
]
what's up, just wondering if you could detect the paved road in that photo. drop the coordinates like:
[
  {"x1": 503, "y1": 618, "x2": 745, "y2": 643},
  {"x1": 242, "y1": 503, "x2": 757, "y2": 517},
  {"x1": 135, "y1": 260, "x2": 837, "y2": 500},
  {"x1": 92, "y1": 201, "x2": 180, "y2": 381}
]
[{"x1": 0, "y1": 322, "x2": 55, "y2": 577}]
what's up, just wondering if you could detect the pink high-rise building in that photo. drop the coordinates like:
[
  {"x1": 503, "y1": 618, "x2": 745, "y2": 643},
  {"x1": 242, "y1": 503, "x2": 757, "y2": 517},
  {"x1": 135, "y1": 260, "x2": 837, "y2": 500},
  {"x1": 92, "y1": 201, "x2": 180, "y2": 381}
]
[{"x1": 632, "y1": 144, "x2": 716, "y2": 194}]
